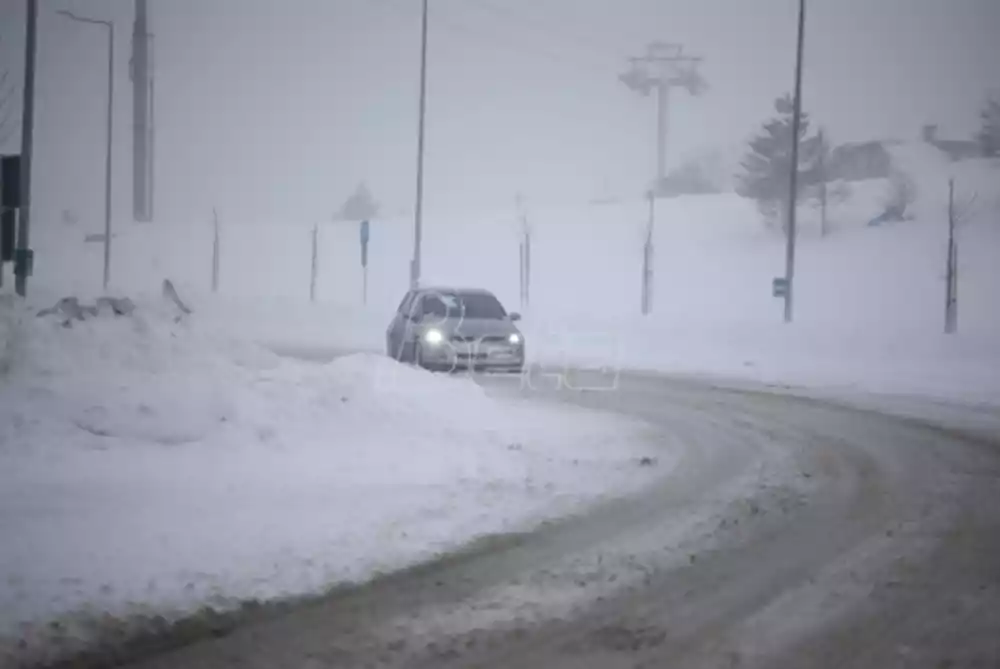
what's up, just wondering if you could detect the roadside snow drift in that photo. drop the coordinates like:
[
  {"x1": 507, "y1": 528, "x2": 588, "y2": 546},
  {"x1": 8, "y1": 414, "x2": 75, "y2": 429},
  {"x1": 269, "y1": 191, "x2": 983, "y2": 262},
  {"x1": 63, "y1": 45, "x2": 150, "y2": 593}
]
[{"x1": 0, "y1": 294, "x2": 662, "y2": 663}]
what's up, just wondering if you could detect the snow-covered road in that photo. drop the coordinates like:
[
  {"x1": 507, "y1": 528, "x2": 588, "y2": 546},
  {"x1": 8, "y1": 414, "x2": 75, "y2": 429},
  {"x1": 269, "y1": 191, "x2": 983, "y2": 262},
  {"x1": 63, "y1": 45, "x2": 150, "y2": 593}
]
[
  {"x1": 106, "y1": 369, "x2": 1000, "y2": 669},
  {"x1": 4, "y1": 291, "x2": 1000, "y2": 668},
  {"x1": 0, "y1": 298, "x2": 668, "y2": 668}
]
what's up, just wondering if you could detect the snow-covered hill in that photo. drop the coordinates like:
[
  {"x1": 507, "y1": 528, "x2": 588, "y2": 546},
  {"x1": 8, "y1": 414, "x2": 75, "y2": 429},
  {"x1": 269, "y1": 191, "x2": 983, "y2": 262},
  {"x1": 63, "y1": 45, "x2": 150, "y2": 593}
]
[{"x1": 20, "y1": 142, "x2": 1000, "y2": 399}]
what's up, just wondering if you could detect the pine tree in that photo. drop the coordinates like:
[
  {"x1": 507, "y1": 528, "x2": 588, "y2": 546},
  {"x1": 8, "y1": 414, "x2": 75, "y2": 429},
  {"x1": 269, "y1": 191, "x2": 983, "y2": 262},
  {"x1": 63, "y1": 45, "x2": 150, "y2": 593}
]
[
  {"x1": 975, "y1": 96, "x2": 1000, "y2": 157},
  {"x1": 338, "y1": 182, "x2": 379, "y2": 221},
  {"x1": 737, "y1": 94, "x2": 823, "y2": 232}
]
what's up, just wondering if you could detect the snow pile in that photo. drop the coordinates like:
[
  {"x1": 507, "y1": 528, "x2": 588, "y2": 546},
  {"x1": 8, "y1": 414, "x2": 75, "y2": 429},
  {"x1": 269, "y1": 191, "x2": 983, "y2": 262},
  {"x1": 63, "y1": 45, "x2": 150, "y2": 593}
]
[
  {"x1": 2, "y1": 293, "x2": 278, "y2": 451},
  {"x1": 0, "y1": 294, "x2": 23, "y2": 376},
  {"x1": 0, "y1": 294, "x2": 661, "y2": 664}
]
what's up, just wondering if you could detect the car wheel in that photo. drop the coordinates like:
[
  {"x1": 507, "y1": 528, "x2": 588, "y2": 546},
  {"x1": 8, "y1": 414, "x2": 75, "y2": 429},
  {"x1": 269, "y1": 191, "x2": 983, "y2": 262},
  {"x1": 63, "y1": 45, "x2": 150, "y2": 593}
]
[{"x1": 413, "y1": 342, "x2": 426, "y2": 369}]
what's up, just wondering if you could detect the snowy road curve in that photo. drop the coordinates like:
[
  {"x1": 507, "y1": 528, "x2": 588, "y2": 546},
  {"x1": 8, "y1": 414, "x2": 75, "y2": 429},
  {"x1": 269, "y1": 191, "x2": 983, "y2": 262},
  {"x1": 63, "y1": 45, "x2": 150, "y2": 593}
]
[{"x1": 122, "y1": 370, "x2": 1000, "y2": 669}]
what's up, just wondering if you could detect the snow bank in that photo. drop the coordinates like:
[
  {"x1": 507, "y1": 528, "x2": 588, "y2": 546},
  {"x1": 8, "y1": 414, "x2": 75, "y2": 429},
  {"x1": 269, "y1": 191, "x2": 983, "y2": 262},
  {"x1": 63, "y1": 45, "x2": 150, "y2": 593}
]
[
  {"x1": 0, "y1": 294, "x2": 22, "y2": 376},
  {"x1": 0, "y1": 294, "x2": 662, "y2": 664},
  {"x1": 518, "y1": 314, "x2": 1000, "y2": 403}
]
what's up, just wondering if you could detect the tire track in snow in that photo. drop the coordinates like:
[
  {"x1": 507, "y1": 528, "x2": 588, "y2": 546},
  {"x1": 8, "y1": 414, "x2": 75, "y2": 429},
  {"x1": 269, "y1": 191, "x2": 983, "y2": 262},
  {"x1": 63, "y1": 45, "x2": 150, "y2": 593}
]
[{"x1": 111, "y1": 372, "x2": 1000, "y2": 669}]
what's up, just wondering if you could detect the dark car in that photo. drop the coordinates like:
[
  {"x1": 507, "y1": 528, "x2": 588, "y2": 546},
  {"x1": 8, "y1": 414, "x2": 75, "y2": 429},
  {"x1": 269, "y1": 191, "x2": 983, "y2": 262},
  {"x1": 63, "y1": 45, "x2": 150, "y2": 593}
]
[{"x1": 386, "y1": 287, "x2": 525, "y2": 372}]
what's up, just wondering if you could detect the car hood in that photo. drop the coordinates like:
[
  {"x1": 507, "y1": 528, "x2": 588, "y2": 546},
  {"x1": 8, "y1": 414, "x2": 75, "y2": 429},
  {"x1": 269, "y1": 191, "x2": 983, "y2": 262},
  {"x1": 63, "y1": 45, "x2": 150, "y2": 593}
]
[{"x1": 423, "y1": 317, "x2": 520, "y2": 339}]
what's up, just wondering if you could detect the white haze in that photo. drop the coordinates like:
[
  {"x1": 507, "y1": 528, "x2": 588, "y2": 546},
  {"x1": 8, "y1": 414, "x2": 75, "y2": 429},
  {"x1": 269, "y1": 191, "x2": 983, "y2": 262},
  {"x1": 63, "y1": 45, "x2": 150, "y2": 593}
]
[{"x1": 0, "y1": 0, "x2": 997, "y2": 228}]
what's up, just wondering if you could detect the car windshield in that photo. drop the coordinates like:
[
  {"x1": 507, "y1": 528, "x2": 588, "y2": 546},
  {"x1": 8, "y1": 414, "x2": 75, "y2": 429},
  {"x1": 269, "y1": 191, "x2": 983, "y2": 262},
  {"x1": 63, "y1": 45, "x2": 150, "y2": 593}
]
[{"x1": 423, "y1": 292, "x2": 507, "y2": 320}]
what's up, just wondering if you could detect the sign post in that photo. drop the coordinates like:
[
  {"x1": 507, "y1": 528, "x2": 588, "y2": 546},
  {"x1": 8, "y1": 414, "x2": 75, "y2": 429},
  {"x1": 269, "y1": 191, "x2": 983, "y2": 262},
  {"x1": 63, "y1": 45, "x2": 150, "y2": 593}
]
[
  {"x1": 641, "y1": 191, "x2": 655, "y2": 315},
  {"x1": 309, "y1": 222, "x2": 318, "y2": 303},
  {"x1": 360, "y1": 219, "x2": 370, "y2": 306}
]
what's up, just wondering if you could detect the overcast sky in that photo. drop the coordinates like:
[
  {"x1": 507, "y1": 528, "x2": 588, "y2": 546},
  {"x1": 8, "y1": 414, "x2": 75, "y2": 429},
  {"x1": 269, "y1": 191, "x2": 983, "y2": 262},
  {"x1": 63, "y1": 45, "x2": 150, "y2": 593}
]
[{"x1": 1, "y1": 0, "x2": 998, "y2": 228}]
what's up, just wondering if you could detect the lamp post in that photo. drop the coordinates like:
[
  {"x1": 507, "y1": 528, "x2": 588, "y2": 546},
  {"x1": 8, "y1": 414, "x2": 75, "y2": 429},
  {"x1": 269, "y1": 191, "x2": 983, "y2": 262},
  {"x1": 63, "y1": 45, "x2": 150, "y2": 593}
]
[
  {"x1": 411, "y1": 0, "x2": 428, "y2": 289},
  {"x1": 58, "y1": 10, "x2": 115, "y2": 290},
  {"x1": 782, "y1": 0, "x2": 806, "y2": 323}
]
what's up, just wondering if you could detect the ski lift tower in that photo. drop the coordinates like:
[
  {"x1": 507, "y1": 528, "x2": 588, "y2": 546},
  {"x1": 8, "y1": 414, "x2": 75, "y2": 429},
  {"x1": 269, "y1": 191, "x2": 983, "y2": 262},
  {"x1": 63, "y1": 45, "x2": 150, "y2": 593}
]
[{"x1": 620, "y1": 41, "x2": 707, "y2": 188}]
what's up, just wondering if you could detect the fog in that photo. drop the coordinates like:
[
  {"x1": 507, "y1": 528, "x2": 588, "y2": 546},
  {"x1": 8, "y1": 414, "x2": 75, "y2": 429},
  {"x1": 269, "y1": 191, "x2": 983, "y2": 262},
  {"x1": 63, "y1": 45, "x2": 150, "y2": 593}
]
[{"x1": 1, "y1": 0, "x2": 997, "y2": 228}]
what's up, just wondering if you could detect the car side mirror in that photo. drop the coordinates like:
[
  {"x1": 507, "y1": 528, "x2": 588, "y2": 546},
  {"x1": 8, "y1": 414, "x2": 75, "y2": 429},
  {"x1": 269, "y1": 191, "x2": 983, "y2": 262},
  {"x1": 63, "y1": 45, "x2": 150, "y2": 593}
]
[{"x1": 509, "y1": 312, "x2": 522, "y2": 321}]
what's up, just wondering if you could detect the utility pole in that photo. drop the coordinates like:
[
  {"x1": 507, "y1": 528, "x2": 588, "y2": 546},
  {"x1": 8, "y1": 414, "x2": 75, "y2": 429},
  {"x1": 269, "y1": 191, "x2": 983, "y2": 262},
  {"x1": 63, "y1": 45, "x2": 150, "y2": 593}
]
[
  {"x1": 783, "y1": 0, "x2": 806, "y2": 323},
  {"x1": 15, "y1": 0, "x2": 38, "y2": 297},
  {"x1": 620, "y1": 41, "x2": 706, "y2": 188},
  {"x1": 945, "y1": 179, "x2": 958, "y2": 334},
  {"x1": 410, "y1": 0, "x2": 429, "y2": 289},
  {"x1": 58, "y1": 10, "x2": 116, "y2": 290},
  {"x1": 131, "y1": 0, "x2": 154, "y2": 222}
]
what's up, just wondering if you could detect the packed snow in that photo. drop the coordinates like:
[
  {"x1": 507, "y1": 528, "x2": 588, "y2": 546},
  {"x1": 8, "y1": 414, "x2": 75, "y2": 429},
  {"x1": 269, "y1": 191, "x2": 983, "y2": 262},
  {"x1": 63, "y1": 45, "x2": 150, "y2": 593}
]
[
  {"x1": 31, "y1": 144, "x2": 995, "y2": 403},
  {"x1": 0, "y1": 293, "x2": 664, "y2": 662}
]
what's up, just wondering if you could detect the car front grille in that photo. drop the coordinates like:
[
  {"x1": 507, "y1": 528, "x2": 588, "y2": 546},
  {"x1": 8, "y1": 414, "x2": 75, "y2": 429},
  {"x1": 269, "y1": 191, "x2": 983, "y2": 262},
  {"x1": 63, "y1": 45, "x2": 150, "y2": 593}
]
[{"x1": 451, "y1": 335, "x2": 509, "y2": 344}]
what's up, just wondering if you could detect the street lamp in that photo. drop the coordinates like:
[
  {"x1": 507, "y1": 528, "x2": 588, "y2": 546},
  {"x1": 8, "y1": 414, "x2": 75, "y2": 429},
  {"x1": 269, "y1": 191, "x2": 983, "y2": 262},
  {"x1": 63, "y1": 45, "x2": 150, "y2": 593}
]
[
  {"x1": 783, "y1": 0, "x2": 806, "y2": 323},
  {"x1": 57, "y1": 9, "x2": 115, "y2": 290},
  {"x1": 411, "y1": 0, "x2": 428, "y2": 290}
]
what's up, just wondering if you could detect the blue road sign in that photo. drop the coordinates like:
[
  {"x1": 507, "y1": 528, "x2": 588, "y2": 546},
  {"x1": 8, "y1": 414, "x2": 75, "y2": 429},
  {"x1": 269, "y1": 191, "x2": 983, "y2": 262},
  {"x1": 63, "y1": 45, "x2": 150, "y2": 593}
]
[{"x1": 772, "y1": 277, "x2": 788, "y2": 298}]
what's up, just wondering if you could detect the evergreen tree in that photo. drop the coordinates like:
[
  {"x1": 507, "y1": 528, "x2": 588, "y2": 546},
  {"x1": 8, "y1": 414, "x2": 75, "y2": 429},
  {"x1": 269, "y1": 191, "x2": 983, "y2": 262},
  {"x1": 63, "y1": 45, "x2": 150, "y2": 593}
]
[{"x1": 737, "y1": 94, "x2": 824, "y2": 232}]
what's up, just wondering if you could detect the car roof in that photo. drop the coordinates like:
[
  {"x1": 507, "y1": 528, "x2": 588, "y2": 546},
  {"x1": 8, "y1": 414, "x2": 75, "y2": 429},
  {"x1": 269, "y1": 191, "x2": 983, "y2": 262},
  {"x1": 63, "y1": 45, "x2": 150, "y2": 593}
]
[{"x1": 416, "y1": 286, "x2": 495, "y2": 296}]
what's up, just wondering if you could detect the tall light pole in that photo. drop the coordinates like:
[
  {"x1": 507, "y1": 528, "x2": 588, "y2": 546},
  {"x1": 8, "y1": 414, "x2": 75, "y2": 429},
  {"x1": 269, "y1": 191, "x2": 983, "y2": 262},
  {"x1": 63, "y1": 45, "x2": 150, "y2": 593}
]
[
  {"x1": 58, "y1": 10, "x2": 115, "y2": 290},
  {"x1": 410, "y1": 0, "x2": 429, "y2": 290},
  {"x1": 14, "y1": 0, "x2": 38, "y2": 297},
  {"x1": 131, "y1": 0, "x2": 154, "y2": 222},
  {"x1": 783, "y1": 0, "x2": 806, "y2": 323}
]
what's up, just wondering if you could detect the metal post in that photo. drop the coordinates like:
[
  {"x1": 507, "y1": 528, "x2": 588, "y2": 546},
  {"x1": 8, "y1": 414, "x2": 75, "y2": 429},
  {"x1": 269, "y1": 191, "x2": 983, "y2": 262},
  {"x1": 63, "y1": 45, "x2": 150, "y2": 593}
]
[
  {"x1": 410, "y1": 0, "x2": 429, "y2": 290},
  {"x1": 212, "y1": 208, "x2": 220, "y2": 292},
  {"x1": 945, "y1": 178, "x2": 957, "y2": 334},
  {"x1": 149, "y1": 71, "x2": 155, "y2": 219},
  {"x1": 309, "y1": 223, "x2": 318, "y2": 303},
  {"x1": 132, "y1": 0, "x2": 152, "y2": 221},
  {"x1": 951, "y1": 242, "x2": 959, "y2": 332},
  {"x1": 818, "y1": 127, "x2": 828, "y2": 237},
  {"x1": 58, "y1": 11, "x2": 116, "y2": 290},
  {"x1": 656, "y1": 82, "x2": 669, "y2": 185},
  {"x1": 641, "y1": 190, "x2": 655, "y2": 315},
  {"x1": 518, "y1": 241, "x2": 525, "y2": 310},
  {"x1": 15, "y1": 0, "x2": 38, "y2": 297},
  {"x1": 783, "y1": 0, "x2": 806, "y2": 323},
  {"x1": 103, "y1": 24, "x2": 115, "y2": 290},
  {"x1": 524, "y1": 230, "x2": 531, "y2": 309}
]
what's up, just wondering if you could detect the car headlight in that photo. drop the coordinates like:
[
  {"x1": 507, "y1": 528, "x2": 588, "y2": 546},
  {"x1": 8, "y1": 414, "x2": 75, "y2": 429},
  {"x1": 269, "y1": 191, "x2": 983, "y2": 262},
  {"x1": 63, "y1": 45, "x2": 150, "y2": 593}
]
[
  {"x1": 424, "y1": 329, "x2": 444, "y2": 345},
  {"x1": 508, "y1": 333, "x2": 522, "y2": 345}
]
